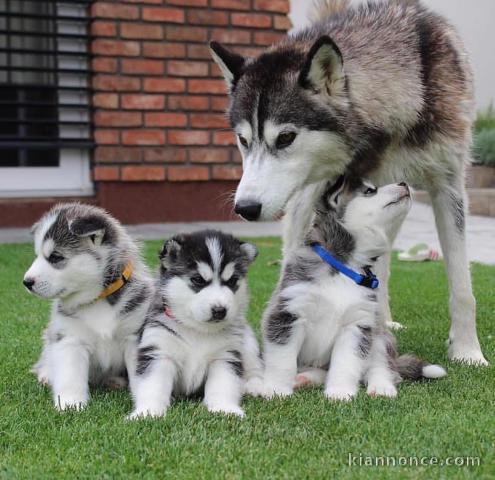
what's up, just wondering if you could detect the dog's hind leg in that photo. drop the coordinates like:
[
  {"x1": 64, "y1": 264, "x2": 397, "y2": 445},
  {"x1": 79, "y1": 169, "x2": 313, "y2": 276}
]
[{"x1": 429, "y1": 174, "x2": 487, "y2": 365}]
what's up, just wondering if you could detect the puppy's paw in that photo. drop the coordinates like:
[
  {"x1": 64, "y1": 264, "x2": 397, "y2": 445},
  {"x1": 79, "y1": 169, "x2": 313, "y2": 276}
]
[
  {"x1": 205, "y1": 402, "x2": 245, "y2": 418},
  {"x1": 54, "y1": 393, "x2": 88, "y2": 411},
  {"x1": 244, "y1": 376, "x2": 264, "y2": 397},
  {"x1": 367, "y1": 382, "x2": 397, "y2": 398},
  {"x1": 262, "y1": 382, "x2": 294, "y2": 399},
  {"x1": 31, "y1": 364, "x2": 50, "y2": 386},
  {"x1": 324, "y1": 385, "x2": 357, "y2": 402},
  {"x1": 386, "y1": 321, "x2": 405, "y2": 331},
  {"x1": 126, "y1": 407, "x2": 167, "y2": 420},
  {"x1": 294, "y1": 368, "x2": 326, "y2": 389}
]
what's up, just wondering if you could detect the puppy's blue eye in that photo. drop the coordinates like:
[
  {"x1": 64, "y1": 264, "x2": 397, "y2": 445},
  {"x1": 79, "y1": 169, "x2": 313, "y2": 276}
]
[
  {"x1": 190, "y1": 275, "x2": 207, "y2": 288},
  {"x1": 48, "y1": 252, "x2": 64, "y2": 264}
]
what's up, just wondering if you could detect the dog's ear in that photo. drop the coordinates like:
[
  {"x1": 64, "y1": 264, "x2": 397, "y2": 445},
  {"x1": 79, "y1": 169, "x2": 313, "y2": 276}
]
[
  {"x1": 69, "y1": 216, "x2": 106, "y2": 246},
  {"x1": 239, "y1": 242, "x2": 258, "y2": 264},
  {"x1": 209, "y1": 41, "x2": 246, "y2": 92},
  {"x1": 321, "y1": 175, "x2": 346, "y2": 212},
  {"x1": 30, "y1": 219, "x2": 42, "y2": 236},
  {"x1": 299, "y1": 36, "x2": 345, "y2": 97},
  {"x1": 159, "y1": 235, "x2": 186, "y2": 268}
]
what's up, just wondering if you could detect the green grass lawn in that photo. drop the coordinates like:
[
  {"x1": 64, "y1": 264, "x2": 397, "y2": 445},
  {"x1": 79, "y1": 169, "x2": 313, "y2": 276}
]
[{"x1": 0, "y1": 239, "x2": 493, "y2": 479}]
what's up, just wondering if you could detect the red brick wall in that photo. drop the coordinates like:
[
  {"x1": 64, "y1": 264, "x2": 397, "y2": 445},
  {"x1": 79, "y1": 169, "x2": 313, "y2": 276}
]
[{"x1": 90, "y1": 0, "x2": 291, "y2": 189}]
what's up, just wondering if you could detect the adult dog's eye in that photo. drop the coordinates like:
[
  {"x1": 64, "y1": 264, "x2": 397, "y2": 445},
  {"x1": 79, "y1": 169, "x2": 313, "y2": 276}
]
[
  {"x1": 238, "y1": 135, "x2": 248, "y2": 148},
  {"x1": 224, "y1": 275, "x2": 239, "y2": 289},
  {"x1": 276, "y1": 132, "x2": 297, "y2": 149},
  {"x1": 48, "y1": 252, "x2": 65, "y2": 264},
  {"x1": 190, "y1": 275, "x2": 207, "y2": 288},
  {"x1": 363, "y1": 187, "x2": 377, "y2": 196}
]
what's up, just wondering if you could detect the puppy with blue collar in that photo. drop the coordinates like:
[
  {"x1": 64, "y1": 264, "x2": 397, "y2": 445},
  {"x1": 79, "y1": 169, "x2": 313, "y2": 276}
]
[{"x1": 262, "y1": 178, "x2": 446, "y2": 400}]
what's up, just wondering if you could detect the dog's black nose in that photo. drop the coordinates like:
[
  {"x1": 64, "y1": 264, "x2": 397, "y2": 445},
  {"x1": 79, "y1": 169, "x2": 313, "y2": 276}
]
[
  {"x1": 23, "y1": 278, "x2": 35, "y2": 290},
  {"x1": 234, "y1": 201, "x2": 262, "y2": 221},
  {"x1": 398, "y1": 182, "x2": 408, "y2": 187},
  {"x1": 211, "y1": 306, "x2": 227, "y2": 321}
]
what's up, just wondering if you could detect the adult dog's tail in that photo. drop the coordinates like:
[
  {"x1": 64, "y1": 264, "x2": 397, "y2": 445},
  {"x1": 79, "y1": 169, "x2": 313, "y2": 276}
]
[
  {"x1": 396, "y1": 354, "x2": 447, "y2": 380},
  {"x1": 309, "y1": 0, "x2": 350, "y2": 22}
]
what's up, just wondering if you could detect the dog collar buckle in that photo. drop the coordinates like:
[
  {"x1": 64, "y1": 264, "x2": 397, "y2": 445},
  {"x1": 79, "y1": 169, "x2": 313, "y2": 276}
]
[
  {"x1": 359, "y1": 267, "x2": 379, "y2": 289},
  {"x1": 97, "y1": 262, "x2": 133, "y2": 300}
]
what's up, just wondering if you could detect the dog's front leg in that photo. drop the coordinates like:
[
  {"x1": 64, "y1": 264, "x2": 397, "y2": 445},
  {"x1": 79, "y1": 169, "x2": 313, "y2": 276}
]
[
  {"x1": 128, "y1": 355, "x2": 176, "y2": 420},
  {"x1": 50, "y1": 339, "x2": 90, "y2": 411},
  {"x1": 204, "y1": 359, "x2": 245, "y2": 417},
  {"x1": 241, "y1": 324, "x2": 264, "y2": 397}
]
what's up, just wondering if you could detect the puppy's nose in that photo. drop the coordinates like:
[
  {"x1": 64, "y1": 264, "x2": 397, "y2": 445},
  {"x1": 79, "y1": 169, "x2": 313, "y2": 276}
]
[
  {"x1": 234, "y1": 201, "x2": 262, "y2": 221},
  {"x1": 211, "y1": 306, "x2": 227, "y2": 321},
  {"x1": 23, "y1": 278, "x2": 35, "y2": 290},
  {"x1": 398, "y1": 182, "x2": 409, "y2": 189}
]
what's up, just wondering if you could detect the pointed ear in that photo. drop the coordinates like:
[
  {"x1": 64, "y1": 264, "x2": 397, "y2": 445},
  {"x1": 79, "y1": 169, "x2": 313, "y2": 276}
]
[
  {"x1": 240, "y1": 242, "x2": 258, "y2": 264},
  {"x1": 322, "y1": 175, "x2": 347, "y2": 211},
  {"x1": 159, "y1": 235, "x2": 186, "y2": 268},
  {"x1": 209, "y1": 41, "x2": 246, "y2": 92},
  {"x1": 299, "y1": 36, "x2": 345, "y2": 96},
  {"x1": 69, "y1": 216, "x2": 106, "y2": 246},
  {"x1": 30, "y1": 220, "x2": 42, "y2": 236}
]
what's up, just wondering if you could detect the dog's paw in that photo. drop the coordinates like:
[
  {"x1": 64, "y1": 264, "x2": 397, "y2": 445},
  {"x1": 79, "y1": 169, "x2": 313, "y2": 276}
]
[
  {"x1": 262, "y1": 382, "x2": 294, "y2": 399},
  {"x1": 386, "y1": 321, "x2": 405, "y2": 331},
  {"x1": 367, "y1": 382, "x2": 397, "y2": 398},
  {"x1": 448, "y1": 343, "x2": 488, "y2": 366},
  {"x1": 54, "y1": 393, "x2": 88, "y2": 411},
  {"x1": 126, "y1": 407, "x2": 167, "y2": 420},
  {"x1": 294, "y1": 368, "x2": 327, "y2": 389},
  {"x1": 244, "y1": 376, "x2": 265, "y2": 397},
  {"x1": 324, "y1": 385, "x2": 357, "y2": 402},
  {"x1": 205, "y1": 402, "x2": 245, "y2": 418}
]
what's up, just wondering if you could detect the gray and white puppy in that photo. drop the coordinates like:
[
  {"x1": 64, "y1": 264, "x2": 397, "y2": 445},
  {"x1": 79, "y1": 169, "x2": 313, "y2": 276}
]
[
  {"x1": 129, "y1": 230, "x2": 262, "y2": 419},
  {"x1": 210, "y1": 0, "x2": 486, "y2": 365},
  {"x1": 24, "y1": 203, "x2": 153, "y2": 410},
  {"x1": 262, "y1": 179, "x2": 446, "y2": 400}
]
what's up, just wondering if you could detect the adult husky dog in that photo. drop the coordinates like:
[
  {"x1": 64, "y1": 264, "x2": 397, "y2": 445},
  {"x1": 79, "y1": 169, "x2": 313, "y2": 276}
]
[{"x1": 210, "y1": 0, "x2": 487, "y2": 365}]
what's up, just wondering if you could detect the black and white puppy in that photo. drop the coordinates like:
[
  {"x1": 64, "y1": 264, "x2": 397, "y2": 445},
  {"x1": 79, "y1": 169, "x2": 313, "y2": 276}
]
[
  {"x1": 262, "y1": 179, "x2": 446, "y2": 400},
  {"x1": 129, "y1": 230, "x2": 262, "y2": 419},
  {"x1": 24, "y1": 203, "x2": 153, "y2": 410}
]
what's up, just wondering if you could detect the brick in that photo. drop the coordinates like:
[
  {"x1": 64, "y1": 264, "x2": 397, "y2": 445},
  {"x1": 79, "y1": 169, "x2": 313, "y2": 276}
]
[
  {"x1": 168, "y1": 130, "x2": 210, "y2": 145},
  {"x1": 93, "y1": 75, "x2": 141, "y2": 92},
  {"x1": 143, "y1": 7, "x2": 185, "y2": 23},
  {"x1": 143, "y1": 147, "x2": 187, "y2": 163},
  {"x1": 189, "y1": 147, "x2": 229, "y2": 164},
  {"x1": 210, "y1": 63, "x2": 224, "y2": 78},
  {"x1": 168, "y1": 60, "x2": 208, "y2": 77},
  {"x1": 122, "y1": 94, "x2": 165, "y2": 110},
  {"x1": 144, "y1": 78, "x2": 186, "y2": 93},
  {"x1": 187, "y1": 10, "x2": 228, "y2": 26},
  {"x1": 191, "y1": 113, "x2": 229, "y2": 129},
  {"x1": 254, "y1": 0, "x2": 290, "y2": 13},
  {"x1": 91, "y1": 3, "x2": 139, "y2": 20},
  {"x1": 187, "y1": 44, "x2": 211, "y2": 60},
  {"x1": 211, "y1": 165, "x2": 243, "y2": 180},
  {"x1": 122, "y1": 130, "x2": 166, "y2": 145},
  {"x1": 211, "y1": 0, "x2": 250, "y2": 10},
  {"x1": 94, "y1": 129, "x2": 120, "y2": 145},
  {"x1": 274, "y1": 14, "x2": 292, "y2": 30},
  {"x1": 92, "y1": 39, "x2": 140, "y2": 57},
  {"x1": 122, "y1": 58, "x2": 164, "y2": 75},
  {"x1": 94, "y1": 111, "x2": 142, "y2": 127},
  {"x1": 168, "y1": 95, "x2": 209, "y2": 111},
  {"x1": 213, "y1": 131, "x2": 236, "y2": 145},
  {"x1": 93, "y1": 93, "x2": 119, "y2": 109},
  {"x1": 145, "y1": 112, "x2": 187, "y2": 127},
  {"x1": 91, "y1": 21, "x2": 117, "y2": 37},
  {"x1": 166, "y1": 26, "x2": 208, "y2": 42},
  {"x1": 168, "y1": 166, "x2": 210, "y2": 182},
  {"x1": 95, "y1": 146, "x2": 142, "y2": 163},
  {"x1": 188, "y1": 79, "x2": 227, "y2": 94},
  {"x1": 121, "y1": 23, "x2": 163, "y2": 39},
  {"x1": 211, "y1": 96, "x2": 229, "y2": 111},
  {"x1": 123, "y1": 0, "x2": 162, "y2": 3},
  {"x1": 231, "y1": 147, "x2": 242, "y2": 163},
  {"x1": 211, "y1": 29, "x2": 251, "y2": 45},
  {"x1": 167, "y1": 0, "x2": 207, "y2": 5},
  {"x1": 254, "y1": 31, "x2": 285, "y2": 46},
  {"x1": 143, "y1": 42, "x2": 186, "y2": 58},
  {"x1": 235, "y1": 46, "x2": 265, "y2": 57},
  {"x1": 231, "y1": 13, "x2": 272, "y2": 28},
  {"x1": 122, "y1": 166, "x2": 166, "y2": 181},
  {"x1": 93, "y1": 166, "x2": 120, "y2": 181},
  {"x1": 92, "y1": 57, "x2": 118, "y2": 73}
]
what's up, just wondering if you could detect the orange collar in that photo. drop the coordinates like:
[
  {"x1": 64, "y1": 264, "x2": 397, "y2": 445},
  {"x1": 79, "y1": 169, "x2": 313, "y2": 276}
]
[{"x1": 98, "y1": 262, "x2": 133, "y2": 300}]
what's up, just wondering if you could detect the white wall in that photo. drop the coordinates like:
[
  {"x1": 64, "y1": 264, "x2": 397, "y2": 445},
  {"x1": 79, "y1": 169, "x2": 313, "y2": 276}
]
[{"x1": 290, "y1": 0, "x2": 495, "y2": 110}]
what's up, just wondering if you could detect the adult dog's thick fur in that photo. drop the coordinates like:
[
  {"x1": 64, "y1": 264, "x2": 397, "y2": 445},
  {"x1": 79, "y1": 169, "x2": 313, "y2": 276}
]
[{"x1": 210, "y1": 0, "x2": 487, "y2": 365}]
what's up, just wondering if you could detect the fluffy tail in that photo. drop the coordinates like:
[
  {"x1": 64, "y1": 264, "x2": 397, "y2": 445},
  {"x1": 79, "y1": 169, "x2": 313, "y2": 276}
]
[
  {"x1": 396, "y1": 354, "x2": 447, "y2": 380},
  {"x1": 309, "y1": 0, "x2": 350, "y2": 22}
]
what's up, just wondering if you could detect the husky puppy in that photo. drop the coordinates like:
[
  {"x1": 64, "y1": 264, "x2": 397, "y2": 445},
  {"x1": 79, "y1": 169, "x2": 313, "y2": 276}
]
[
  {"x1": 262, "y1": 179, "x2": 446, "y2": 400},
  {"x1": 210, "y1": 0, "x2": 487, "y2": 364},
  {"x1": 129, "y1": 230, "x2": 262, "y2": 419},
  {"x1": 24, "y1": 203, "x2": 153, "y2": 410}
]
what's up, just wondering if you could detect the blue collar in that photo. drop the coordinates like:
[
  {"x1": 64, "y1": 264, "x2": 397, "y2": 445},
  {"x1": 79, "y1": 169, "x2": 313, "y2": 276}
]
[{"x1": 311, "y1": 243, "x2": 379, "y2": 290}]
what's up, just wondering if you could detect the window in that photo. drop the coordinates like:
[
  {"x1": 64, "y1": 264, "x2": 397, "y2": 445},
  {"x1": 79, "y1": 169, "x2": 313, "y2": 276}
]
[{"x1": 0, "y1": 0, "x2": 93, "y2": 198}]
